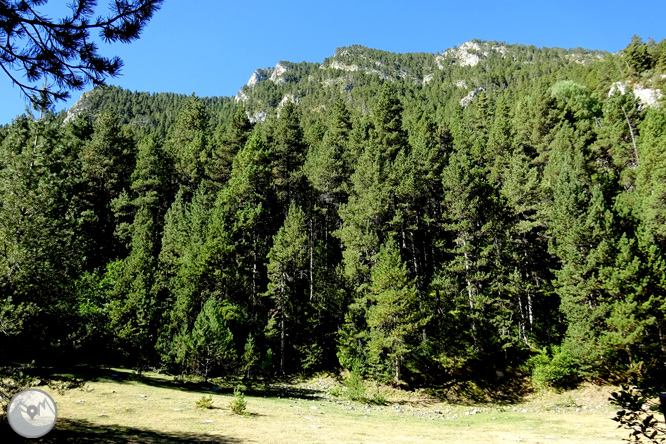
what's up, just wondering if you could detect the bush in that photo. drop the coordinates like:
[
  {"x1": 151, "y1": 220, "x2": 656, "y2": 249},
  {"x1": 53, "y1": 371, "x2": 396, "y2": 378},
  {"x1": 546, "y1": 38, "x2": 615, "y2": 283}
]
[
  {"x1": 228, "y1": 385, "x2": 247, "y2": 415},
  {"x1": 528, "y1": 347, "x2": 578, "y2": 389},
  {"x1": 195, "y1": 394, "x2": 213, "y2": 409},
  {"x1": 344, "y1": 361, "x2": 366, "y2": 402},
  {"x1": 328, "y1": 385, "x2": 343, "y2": 398},
  {"x1": 370, "y1": 384, "x2": 387, "y2": 405}
]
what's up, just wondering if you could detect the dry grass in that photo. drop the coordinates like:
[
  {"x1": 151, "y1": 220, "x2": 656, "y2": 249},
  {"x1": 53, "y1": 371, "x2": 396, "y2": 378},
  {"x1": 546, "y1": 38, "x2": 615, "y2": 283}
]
[{"x1": 3, "y1": 368, "x2": 627, "y2": 443}]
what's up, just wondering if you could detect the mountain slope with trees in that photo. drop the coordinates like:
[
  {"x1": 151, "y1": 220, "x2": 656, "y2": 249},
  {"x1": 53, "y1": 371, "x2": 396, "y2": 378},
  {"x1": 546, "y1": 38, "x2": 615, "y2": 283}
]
[{"x1": 1, "y1": 37, "x2": 665, "y2": 389}]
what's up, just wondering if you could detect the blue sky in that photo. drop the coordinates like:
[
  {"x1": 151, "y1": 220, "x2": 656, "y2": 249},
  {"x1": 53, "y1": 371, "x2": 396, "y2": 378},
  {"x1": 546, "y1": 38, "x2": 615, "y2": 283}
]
[{"x1": 2, "y1": 0, "x2": 666, "y2": 124}]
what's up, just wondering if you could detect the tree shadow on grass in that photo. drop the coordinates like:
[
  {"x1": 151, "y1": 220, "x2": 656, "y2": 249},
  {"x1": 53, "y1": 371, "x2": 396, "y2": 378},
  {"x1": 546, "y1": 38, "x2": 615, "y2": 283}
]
[
  {"x1": 422, "y1": 375, "x2": 534, "y2": 406},
  {"x1": 92, "y1": 368, "x2": 326, "y2": 402},
  {"x1": 1, "y1": 418, "x2": 247, "y2": 443}
]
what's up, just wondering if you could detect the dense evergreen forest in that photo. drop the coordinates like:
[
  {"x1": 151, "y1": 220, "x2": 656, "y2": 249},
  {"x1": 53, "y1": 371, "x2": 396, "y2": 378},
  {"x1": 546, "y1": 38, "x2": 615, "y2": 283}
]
[{"x1": 1, "y1": 37, "x2": 666, "y2": 389}]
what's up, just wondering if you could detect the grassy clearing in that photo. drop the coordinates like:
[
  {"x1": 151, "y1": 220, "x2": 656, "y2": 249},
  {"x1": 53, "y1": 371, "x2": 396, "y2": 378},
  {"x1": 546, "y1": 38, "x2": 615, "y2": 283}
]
[{"x1": 2, "y1": 368, "x2": 626, "y2": 443}]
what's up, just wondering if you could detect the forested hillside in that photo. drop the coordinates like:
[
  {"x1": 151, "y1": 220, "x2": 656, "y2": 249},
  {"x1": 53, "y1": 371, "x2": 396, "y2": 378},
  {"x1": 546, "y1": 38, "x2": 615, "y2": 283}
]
[{"x1": 1, "y1": 37, "x2": 665, "y2": 388}]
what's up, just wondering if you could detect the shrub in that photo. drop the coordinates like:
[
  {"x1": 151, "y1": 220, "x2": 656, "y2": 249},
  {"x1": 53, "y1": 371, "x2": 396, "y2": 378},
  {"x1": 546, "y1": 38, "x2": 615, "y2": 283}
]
[
  {"x1": 344, "y1": 361, "x2": 366, "y2": 402},
  {"x1": 370, "y1": 385, "x2": 387, "y2": 405},
  {"x1": 328, "y1": 385, "x2": 342, "y2": 398},
  {"x1": 528, "y1": 347, "x2": 578, "y2": 389},
  {"x1": 195, "y1": 394, "x2": 214, "y2": 409},
  {"x1": 228, "y1": 385, "x2": 247, "y2": 415}
]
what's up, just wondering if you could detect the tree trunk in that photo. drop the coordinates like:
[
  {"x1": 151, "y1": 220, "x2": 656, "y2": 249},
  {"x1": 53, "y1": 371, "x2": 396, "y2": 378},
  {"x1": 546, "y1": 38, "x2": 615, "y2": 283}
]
[
  {"x1": 462, "y1": 238, "x2": 478, "y2": 351},
  {"x1": 252, "y1": 234, "x2": 258, "y2": 305},
  {"x1": 656, "y1": 319, "x2": 666, "y2": 357},
  {"x1": 309, "y1": 219, "x2": 314, "y2": 301},
  {"x1": 280, "y1": 314, "x2": 286, "y2": 375},
  {"x1": 279, "y1": 280, "x2": 287, "y2": 376},
  {"x1": 621, "y1": 105, "x2": 639, "y2": 166}
]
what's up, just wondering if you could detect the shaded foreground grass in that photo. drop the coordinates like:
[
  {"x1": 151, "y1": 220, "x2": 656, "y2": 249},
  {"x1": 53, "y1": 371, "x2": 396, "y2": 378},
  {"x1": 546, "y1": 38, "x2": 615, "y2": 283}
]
[{"x1": 1, "y1": 368, "x2": 625, "y2": 443}]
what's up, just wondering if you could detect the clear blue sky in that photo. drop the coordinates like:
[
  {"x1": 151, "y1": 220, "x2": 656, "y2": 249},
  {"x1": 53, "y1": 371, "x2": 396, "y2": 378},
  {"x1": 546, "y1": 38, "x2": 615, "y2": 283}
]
[{"x1": 2, "y1": 0, "x2": 666, "y2": 124}]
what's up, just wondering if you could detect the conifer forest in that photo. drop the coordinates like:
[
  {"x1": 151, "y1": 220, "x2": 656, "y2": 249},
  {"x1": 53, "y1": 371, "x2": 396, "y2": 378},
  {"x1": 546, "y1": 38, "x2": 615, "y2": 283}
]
[{"x1": 2, "y1": 37, "x2": 666, "y2": 390}]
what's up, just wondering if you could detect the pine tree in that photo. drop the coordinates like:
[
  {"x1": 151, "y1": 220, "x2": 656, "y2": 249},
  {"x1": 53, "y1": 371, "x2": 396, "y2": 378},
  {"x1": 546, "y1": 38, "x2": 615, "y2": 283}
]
[
  {"x1": 175, "y1": 297, "x2": 236, "y2": 381},
  {"x1": 636, "y1": 109, "x2": 666, "y2": 242},
  {"x1": 623, "y1": 35, "x2": 654, "y2": 75},
  {"x1": 107, "y1": 136, "x2": 166, "y2": 369},
  {"x1": 633, "y1": 108, "x2": 666, "y2": 357},
  {"x1": 0, "y1": 115, "x2": 85, "y2": 353},
  {"x1": 80, "y1": 111, "x2": 133, "y2": 268},
  {"x1": 595, "y1": 89, "x2": 642, "y2": 181},
  {"x1": 211, "y1": 103, "x2": 254, "y2": 184},
  {"x1": 336, "y1": 146, "x2": 388, "y2": 287},
  {"x1": 215, "y1": 132, "x2": 273, "y2": 304},
  {"x1": 366, "y1": 239, "x2": 422, "y2": 384},
  {"x1": 439, "y1": 143, "x2": 494, "y2": 355},
  {"x1": 548, "y1": 152, "x2": 614, "y2": 373},
  {"x1": 304, "y1": 98, "x2": 351, "y2": 206},
  {"x1": 269, "y1": 102, "x2": 307, "y2": 208},
  {"x1": 500, "y1": 144, "x2": 553, "y2": 347},
  {"x1": 158, "y1": 185, "x2": 216, "y2": 358},
  {"x1": 166, "y1": 96, "x2": 211, "y2": 190},
  {"x1": 372, "y1": 83, "x2": 408, "y2": 162},
  {"x1": 264, "y1": 202, "x2": 308, "y2": 374}
]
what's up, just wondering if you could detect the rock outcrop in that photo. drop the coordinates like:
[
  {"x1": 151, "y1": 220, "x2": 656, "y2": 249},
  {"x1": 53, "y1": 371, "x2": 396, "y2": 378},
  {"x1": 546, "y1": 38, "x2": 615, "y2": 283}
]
[
  {"x1": 437, "y1": 41, "x2": 507, "y2": 69},
  {"x1": 633, "y1": 87, "x2": 663, "y2": 108},
  {"x1": 247, "y1": 68, "x2": 271, "y2": 87},
  {"x1": 460, "y1": 87, "x2": 486, "y2": 108},
  {"x1": 270, "y1": 62, "x2": 289, "y2": 83},
  {"x1": 247, "y1": 110, "x2": 267, "y2": 124},
  {"x1": 63, "y1": 91, "x2": 93, "y2": 123},
  {"x1": 330, "y1": 61, "x2": 359, "y2": 71},
  {"x1": 235, "y1": 90, "x2": 248, "y2": 103},
  {"x1": 609, "y1": 81, "x2": 663, "y2": 108},
  {"x1": 276, "y1": 94, "x2": 300, "y2": 117}
]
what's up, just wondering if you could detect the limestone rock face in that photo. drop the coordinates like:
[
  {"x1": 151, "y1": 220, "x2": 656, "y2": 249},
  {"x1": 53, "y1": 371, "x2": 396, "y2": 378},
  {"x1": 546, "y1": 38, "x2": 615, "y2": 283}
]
[
  {"x1": 64, "y1": 91, "x2": 92, "y2": 123},
  {"x1": 235, "y1": 90, "x2": 248, "y2": 103},
  {"x1": 448, "y1": 41, "x2": 482, "y2": 67},
  {"x1": 330, "y1": 61, "x2": 359, "y2": 71},
  {"x1": 276, "y1": 94, "x2": 300, "y2": 117},
  {"x1": 460, "y1": 87, "x2": 486, "y2": 108},
  {"x1": 609, "y1": 81, "x2": 663, "y2": 108},
  {"x1": 247, "y1": 68, "x2": 271, "y2": 87},
  {"x1": 633, "y1": 87, "x2": 663, "y2": 107},
  {"x1": 247, "y1": 110, "x2": 267, "y2": 124},
  {"x1": 270, "y1": 62, "x2": 289, "y2": 83},
  {"x1": 437, "y1": 41, "x2": 507, "y2": 69}
]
